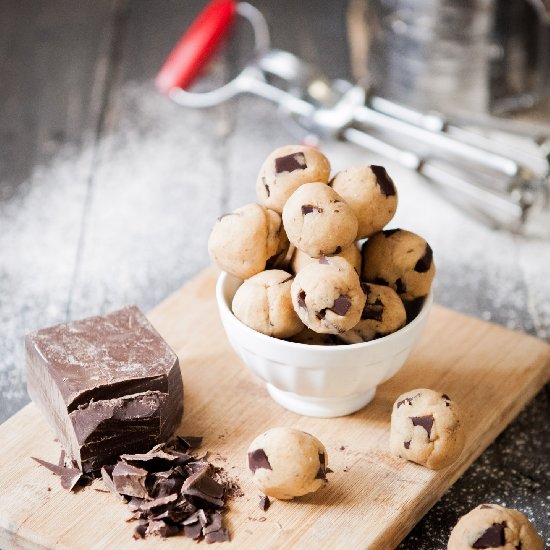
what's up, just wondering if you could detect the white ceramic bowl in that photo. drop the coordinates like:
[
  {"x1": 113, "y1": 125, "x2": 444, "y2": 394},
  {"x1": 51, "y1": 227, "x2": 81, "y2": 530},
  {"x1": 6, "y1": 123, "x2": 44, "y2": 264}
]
[{"x1": 216, "y1": 272, "x2": 432, "y2": 418}]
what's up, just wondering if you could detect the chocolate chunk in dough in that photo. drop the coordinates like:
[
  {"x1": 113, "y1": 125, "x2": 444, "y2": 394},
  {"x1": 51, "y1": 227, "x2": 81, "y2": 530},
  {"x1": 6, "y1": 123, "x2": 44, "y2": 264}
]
[
  {"x1": 370, "y1": 165, "x2": 396, "y2": 196},
  {"x1": 301, "y1": 204, "x2": 323, "y2": 215},
  {"x1": 414, "y1": 244, "x2": 433, "y2": 273},
  {"x1": 275, "y1": 152, "x2": 307, "y2": 174},
  {"x1": 248, "y1": 449, "x2": 272, "y2": 473},
  {"x1": 410, "y1": 415, "x2": 434, "y2": 437},
  {"x1": 331, "y1": 296, "x2": 352, "y2": 316},
  {"x1": 472, "y1": 523, "x2": 506, "y2": 548}
]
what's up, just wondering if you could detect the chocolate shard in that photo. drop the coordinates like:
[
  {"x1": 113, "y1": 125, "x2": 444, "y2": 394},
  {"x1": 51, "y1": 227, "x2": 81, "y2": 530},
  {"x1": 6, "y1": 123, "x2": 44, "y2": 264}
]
[
  {"x1": 25, "y1": 305, "x2": 183, "y2": 473},
  {"x1": 362, "y1": 298, "x2": 384, "y2": 321},
  {"x1": 101, "y1": 465, "x2": 118, "y2": 494},
  {"x1": 301, "y1": 204, "x2": 323, "y2": 215},
  {"x1": 147, "y1": 519, "x2": 180, "y2": 538},
  {"x1": 414, "y1": 244, "x2": 433, "y2": 273},
  {"x1": 370, "y1": 165, "x2": 396, "y2": 196},
  {"x1": 203, "y1": 512, "x2": 223, "y2": 534},
  {"x1": 182, "y1": 466, "x2": 225, "y2": 508},
  {"x1": 297, "y1": 290, "x2": 307, "y2": 309},
  {"x1": 184, "y1": 521, "x2": 203, "y2": 539},
  {"x1": 331, "y1": 295, "x2": 352, "y2": 316},
  {"x1": 133, "y1": 522, "x2": 148, "y2": 539},
  {"x1": 175, "y1": 435, "x2": 203, "y2": 451},
  {"x1": 32, "y1": 456, "x2": 85, "y2": 491},
  {"x1": 139, "y1": 493, "x2": 179, "y2": 512},
  {"x1": 258, "y1": 495, "x2": 271, "y2": 512},
  {"x1": 205, "y1": 527, "x2": 229, "y2": 544},
  {"x1": 275, "y1": 152, "x2": 307, "y2": 174},
  {"x1": 112, "y1": 461, "x2": 149, "y2": 498},
  {"x1": 404, "y1": 440, "x2": 411, "y2": 450},
  {"x1": 472, "y1": 522, "x2": 506, "y2": 548},
  {"x1": 248, "y1": 448, "x2": 272, "y2": 473},
  {"x1": 315, "y1": 452, "x2": 327, "y2": 480},
  {"x1": 410, "y1": 415, "x2": 434, "y2": 438}
]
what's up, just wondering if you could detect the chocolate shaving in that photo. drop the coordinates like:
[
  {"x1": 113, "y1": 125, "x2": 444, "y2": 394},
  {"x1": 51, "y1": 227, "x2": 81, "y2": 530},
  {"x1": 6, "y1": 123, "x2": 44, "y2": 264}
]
[
  {"x1": 362, "y1": 298, "x2": 384, "y2": 321},
  {"x1": 410, "y1": 415, "x2": 434, "y2": 438},
  {"x1": 301, "y1": 204, "x2": 323, "y2": 215},
  {"x1": 248, "y1": 448, "x2": 272, "y2": 473},
  {"x1": 472, "y1": 522, "x2": 506, "y2": 548},
  {"x1": 414, "y1": 244, "x2": 433, "y2": 273},
  {"x1": 297, "y1": 290, "x2": 307, "y2": 309},
  {"x1": 370, "y1": 165, "x2": 396, "y2": 196},
  {"x1": 275, "y1": 152, "x2": 307, "y2": 174},
  {"x1": 404, "y1": 441, "x2": 411, "y2": 449},
  {"x1": 32, "y1": 456, "x2": 85, "y2": 491},
  {"x1": 258, "y1": 495, "x2": 271, "y2": 511},
  {"x1": 331, "y1": 295, "x2": 352, "y2": 316}
]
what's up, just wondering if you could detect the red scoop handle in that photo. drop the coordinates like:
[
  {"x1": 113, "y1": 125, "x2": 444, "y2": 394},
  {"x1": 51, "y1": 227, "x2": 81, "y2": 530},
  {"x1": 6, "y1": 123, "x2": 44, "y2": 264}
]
[{"x1": 155, "y1": 0, "x2": 237, "y2": 94}]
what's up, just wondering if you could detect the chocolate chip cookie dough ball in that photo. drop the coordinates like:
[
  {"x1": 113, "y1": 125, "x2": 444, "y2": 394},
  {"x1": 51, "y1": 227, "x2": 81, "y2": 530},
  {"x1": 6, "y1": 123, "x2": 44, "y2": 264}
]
[
  {"x1": 448, "y1": 504, "x2": 543, "y2": 550},
  {"x1": 256, "y1": 145, "x2": 331, "y2": 213},
  {"x1": 291, "y1": 256, "x2": 366, "y2": 334},
  {"x1": 361, "y1": 229, "x2": 435, "y2": 301},
  {"x1": 290, "y1": 242, "x2": 361, "y2": 275},
  {"x1": 232, "y1": 270, "x2": 303, "y2": 338},
  {"x1": 247, "y1": 427, "x2": 328, "y2": 500},
  {"x1": 330, "y1": 165, "x2": 398, "y2": 239},
  {"x1": 208, "y1": 203, "x2": 288, "y2": 280},
  {"x1": 339, "y1": 283, "x2": 406, "y2": 343},
  {"x1": 283, "y1": 183, "x2": 358, "y2": 258},
  {"x1": 390, "y1": 389, "x2": 464, "y2": 470}
]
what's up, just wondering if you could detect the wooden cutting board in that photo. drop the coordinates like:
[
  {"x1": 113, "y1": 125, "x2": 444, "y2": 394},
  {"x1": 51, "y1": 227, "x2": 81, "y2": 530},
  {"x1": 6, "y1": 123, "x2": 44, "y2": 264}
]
[{"x1": 0, "y1": 267, "x2": 549, "y2": 550}]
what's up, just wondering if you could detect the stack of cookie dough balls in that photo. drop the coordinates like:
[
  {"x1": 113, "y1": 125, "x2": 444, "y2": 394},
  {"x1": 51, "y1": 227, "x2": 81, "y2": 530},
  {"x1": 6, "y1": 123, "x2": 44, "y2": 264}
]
[{"x1": 208, "y1": 144, "x2": 436, "y2": 343}]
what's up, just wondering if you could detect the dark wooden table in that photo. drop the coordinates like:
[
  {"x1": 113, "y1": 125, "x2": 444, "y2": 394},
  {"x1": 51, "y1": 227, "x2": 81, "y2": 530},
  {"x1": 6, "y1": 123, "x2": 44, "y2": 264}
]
[{"x1": 1, "y1": 1, "x2": 548, "y2": 548}]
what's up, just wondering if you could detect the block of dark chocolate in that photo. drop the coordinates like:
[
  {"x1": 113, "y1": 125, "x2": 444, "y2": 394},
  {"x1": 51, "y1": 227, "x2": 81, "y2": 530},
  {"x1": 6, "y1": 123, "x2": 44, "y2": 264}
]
[{"x1": 26, "y1": 305, "x2": 183, "y2": 473}]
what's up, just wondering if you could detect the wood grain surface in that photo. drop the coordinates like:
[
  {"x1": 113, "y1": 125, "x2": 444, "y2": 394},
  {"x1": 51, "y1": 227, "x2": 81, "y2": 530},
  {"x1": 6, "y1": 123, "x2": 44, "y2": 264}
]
[{"x1": 0, "y1": 267, "x2": 548, "y2": 550}]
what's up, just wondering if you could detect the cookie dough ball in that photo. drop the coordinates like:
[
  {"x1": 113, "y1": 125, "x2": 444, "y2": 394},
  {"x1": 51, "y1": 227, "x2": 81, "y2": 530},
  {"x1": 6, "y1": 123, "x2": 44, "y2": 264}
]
[
  {"x1": 290, "y1": 243, "x2": 361, "y2": 275},
  {"x1": 390, "y1": 389, "x2": 464, "y2": 469},
  {"x1": 291, "y1": 256, "x2": 366, "y2": 334},
  {"x1": 247, "y1": 427, "x2": 328, "y2": 500},
  {"x1": 283, "y1": 183, "x2": 358, "y2": 258},
  {"x1": 287, "y1": 328, "x2": 342, "y2": 346},
  {"x1": 208, "y1": 203, "x2": 288, "y2": 280},
  {"x1": 330, "y1": 165, "x2": 398, "y2": 239},
  {"x1": 232, "y1": 270, "x2": 303, "y2": 338},
  {"x1": 361, "y1": 229, "x2": 435, "y2": 301},
  {"x1": 256, "y1": 145, "x2": 331, "y2": 213},
  {"x1": 339, "y1": 283, "x2": 406, "y2": 343},
  {"x1": 448, "y1": 504, "x2": 543, "y2": 550}
]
